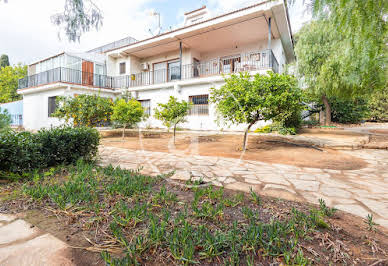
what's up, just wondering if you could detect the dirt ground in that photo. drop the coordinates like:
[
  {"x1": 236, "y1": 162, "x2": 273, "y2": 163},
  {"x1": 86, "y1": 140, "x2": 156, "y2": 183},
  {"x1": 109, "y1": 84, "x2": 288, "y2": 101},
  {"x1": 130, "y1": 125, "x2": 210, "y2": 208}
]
[{"x1": 102, "y1": 132, "x2": 367, "y2": 170}]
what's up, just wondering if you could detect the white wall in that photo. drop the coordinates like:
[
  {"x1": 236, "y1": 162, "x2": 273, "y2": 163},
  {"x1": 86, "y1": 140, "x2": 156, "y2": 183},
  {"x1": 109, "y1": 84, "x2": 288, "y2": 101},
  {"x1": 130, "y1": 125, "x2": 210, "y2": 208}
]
[
  {"x1": 136, "y1": 79, "x2": 269, "y2": 131},
  {"x1": 22, "y1": 86, "x2": 116, "y2": 130},
  {"x1": 109, "y1": 37, "x2": 286, "y2": 77}
]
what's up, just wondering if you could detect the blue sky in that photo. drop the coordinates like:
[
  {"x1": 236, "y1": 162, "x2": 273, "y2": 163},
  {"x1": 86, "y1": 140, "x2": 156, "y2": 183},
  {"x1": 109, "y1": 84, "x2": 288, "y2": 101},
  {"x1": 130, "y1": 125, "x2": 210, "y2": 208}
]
[{"x1": 0, "y1": 0, "x2": 310, "y2": 65}]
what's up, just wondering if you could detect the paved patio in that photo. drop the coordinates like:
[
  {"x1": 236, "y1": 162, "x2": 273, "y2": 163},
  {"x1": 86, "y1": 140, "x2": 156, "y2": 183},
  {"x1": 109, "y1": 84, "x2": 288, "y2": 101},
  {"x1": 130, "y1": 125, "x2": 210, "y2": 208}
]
[
  {"x1": 99, "y1": 146, "x2": 388, "y2": 228},
  {"x1": 0, "y1": 214, "x2": 73, "y2": 266}
]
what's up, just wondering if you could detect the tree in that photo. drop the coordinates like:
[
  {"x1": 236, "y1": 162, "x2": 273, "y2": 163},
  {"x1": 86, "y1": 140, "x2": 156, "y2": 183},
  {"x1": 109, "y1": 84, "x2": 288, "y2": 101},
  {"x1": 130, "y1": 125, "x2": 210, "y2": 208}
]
[
  {"x1": 0, "y1": 64, "x2": 27, "y2": 104},
  {"x1": 111, "y1": 98, "x2": 144, "y2": 139},
  {"x1": 51, "y1": 0, "x2": 103, "y2": 42},
  {"x1": 54, "y1": 94, "x2": 113, "y2": 127},
  {"x1": 0, "y1": 55, "x2": 9, "y2": 68},
  {"x1": 210, "y1": 72, "x2": 302, "y2": 151},
  {"x1": 293, "y1": 0, "x2": 387, "y2": 125},
  {"x1": 154, "y1": 96, "x2": 191, "y2": 144}
]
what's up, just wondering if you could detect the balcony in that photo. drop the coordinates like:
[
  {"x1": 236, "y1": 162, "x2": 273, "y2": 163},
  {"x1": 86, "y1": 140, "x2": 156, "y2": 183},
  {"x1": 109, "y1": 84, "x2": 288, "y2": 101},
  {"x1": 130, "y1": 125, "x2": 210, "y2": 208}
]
[
  {"x1": 19, "y1": 49, "x2": 278, "y2": 90},
  {"x1": 18, "y1": 67, "x2": 116, "y2": 90},
  {"x1": 115, "y1": 49, "x2": 279, "y2": 88}
]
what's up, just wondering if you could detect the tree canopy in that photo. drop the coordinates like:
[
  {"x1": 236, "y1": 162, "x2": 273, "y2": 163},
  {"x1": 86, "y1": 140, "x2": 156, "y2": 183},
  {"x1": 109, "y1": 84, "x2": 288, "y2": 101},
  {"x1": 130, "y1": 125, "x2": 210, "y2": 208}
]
[
  {"x1": 54, "y1": 94, "x2": 113, "y2": 127},
  {"x1": 210, "y1": 72, "x2": 303, "y2": 150},
  {"x1": 1, "y1": 0, "x2": 102, "y2": 42},
  {"x1": 51, "y1": 0, "x2": 103, "y2": 42},
  {"x1": 111, "y1": 98, "x2": 144, "y2": 139},
  {"x1": 0, "y1": 54, "x2": 10, "y2": 68},
  {"x1": 0, "y1": 64, "x2": 27, "y2": 104},
  {"x1": 294, "y1": 0, "x2": 387, "y2": 125},
  {"x1": 154, "y1": 96, "x2": 191, "y2": 143}
]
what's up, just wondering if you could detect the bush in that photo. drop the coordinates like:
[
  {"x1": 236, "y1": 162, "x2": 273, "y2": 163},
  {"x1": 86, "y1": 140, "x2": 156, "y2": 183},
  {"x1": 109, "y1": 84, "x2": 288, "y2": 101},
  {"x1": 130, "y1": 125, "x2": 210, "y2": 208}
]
[
  {"x1": 368, "y1": 87, "x2": 388, "y2": 121},
  {"x1": 0, "y1": 126, "x2": 100, "y2": 173},
  {"x1": 329, "y1": 97, "x2": 368, "y2": 124}
]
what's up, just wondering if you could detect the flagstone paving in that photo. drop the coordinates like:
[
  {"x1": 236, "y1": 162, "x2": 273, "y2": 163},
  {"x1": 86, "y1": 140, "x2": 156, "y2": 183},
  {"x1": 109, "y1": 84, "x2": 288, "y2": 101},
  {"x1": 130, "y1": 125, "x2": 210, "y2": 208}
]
[
  {"x1": 99, "y1": 146, "x2": 388, "y2": 228},
  {"x1": 0, "y1": 214, "x2": 73, "y2": 266}
]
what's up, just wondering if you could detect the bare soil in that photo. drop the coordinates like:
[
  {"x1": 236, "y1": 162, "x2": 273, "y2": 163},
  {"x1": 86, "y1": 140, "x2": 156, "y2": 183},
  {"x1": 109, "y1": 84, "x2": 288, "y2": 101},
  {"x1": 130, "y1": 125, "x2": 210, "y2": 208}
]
[{"x1": 102, "y1": 133, "x2": 367, "y2": 170}]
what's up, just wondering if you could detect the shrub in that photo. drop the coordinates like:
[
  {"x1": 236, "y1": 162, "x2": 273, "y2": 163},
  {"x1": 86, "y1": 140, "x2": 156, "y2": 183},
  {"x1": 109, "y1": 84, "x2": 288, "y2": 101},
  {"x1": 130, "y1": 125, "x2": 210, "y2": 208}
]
[
  {"x1": 329, "y1": 96, "x2": 368, "y2": 124},
  {"x1": 368, "y1": 87, "x2": 388, "y2": 121},
  {"x1": 0, "y1": 126, "x2": 100, "y2": 173}
]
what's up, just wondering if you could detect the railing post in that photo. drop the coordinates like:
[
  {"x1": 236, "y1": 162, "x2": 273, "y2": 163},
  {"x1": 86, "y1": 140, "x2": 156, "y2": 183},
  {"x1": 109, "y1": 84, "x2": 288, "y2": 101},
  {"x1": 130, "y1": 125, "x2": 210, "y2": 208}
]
[{"x1": 179, "y1": 41, "x2": 182, "y2": 80}]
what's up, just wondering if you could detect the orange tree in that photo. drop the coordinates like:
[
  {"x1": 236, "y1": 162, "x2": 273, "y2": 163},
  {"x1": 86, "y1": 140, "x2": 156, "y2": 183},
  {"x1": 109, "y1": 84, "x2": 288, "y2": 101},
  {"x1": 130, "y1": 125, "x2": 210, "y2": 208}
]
[{"x1": 54, "y1": 94, "x2": 113, "y2": 127}]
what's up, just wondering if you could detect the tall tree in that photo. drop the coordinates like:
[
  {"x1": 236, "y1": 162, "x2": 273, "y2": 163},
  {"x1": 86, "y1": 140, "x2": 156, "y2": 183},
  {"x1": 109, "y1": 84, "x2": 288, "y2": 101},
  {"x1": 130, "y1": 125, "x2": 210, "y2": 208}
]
[
  {"x1": 0, "y1": 65, "x2": 27, "y2": 103},
  {"x1": 0, "y1": 55, "x2": 9, "y2": 68},
  {"x1": 293, "y1": 0, "x2": 387, "y2": 125}
]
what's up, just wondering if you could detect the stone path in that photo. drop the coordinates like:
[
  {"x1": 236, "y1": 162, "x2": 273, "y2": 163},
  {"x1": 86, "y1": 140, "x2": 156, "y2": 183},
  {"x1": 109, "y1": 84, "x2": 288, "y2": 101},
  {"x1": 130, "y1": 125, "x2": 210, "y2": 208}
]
[
  {"x1": 0, "y1": 214, "x2": 73, "y2": 266},
  {"x1": 99, "y1": 146, "x2": 388, "y2": 228}
]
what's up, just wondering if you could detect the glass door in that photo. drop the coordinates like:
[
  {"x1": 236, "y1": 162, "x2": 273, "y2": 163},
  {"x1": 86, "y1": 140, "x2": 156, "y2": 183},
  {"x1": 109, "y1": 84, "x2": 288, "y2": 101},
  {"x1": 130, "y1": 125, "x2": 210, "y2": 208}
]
[
  {"x1": 168, "y1": 61, "x2": 181, "y2": 81},
  {"x1": 153, "y1": 62, "x2": 166, "y2": 84}
]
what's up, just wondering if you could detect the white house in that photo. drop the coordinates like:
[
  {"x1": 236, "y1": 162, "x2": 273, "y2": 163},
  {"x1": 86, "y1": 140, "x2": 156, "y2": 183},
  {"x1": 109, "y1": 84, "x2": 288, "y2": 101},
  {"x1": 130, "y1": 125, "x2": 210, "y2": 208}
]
[{"x1": 18, "y1": 0, "x2": 295, "y2": 131}]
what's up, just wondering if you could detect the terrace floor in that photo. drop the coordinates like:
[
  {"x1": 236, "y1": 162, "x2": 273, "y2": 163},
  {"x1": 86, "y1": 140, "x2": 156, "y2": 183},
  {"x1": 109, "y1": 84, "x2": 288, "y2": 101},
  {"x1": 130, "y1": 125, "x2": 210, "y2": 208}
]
[{"x1": 99, "y1": 145, "x2": 388, "y2": 229}]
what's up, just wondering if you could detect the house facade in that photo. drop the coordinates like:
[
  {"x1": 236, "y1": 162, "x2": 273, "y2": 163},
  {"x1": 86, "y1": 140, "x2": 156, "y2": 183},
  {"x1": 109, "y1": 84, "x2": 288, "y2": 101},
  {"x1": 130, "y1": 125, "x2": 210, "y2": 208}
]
[{"x1": 18, "y1": 0, "x2": 295, "y2": 131}]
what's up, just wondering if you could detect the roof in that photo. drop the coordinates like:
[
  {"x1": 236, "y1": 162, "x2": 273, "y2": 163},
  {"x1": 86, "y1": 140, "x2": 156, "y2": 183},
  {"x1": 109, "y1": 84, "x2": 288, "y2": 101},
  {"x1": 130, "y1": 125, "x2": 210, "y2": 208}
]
[
  {"x1": 184, "y1": 6, "x2": 207, "y2": 16},
  {"x1": 104, "y1": 0, "x2": 274, "y2": 53}
]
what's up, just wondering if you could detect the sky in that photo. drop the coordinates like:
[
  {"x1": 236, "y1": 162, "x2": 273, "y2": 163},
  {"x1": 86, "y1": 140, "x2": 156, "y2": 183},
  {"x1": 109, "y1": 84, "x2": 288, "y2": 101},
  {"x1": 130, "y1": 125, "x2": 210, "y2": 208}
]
[{"x1": 0, "y1": 0, "x2": 311, "y2": 65}]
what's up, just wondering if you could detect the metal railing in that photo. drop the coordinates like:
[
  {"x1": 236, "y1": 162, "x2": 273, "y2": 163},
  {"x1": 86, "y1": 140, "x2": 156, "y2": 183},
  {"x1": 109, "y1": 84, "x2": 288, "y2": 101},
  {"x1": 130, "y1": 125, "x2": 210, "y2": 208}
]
[
  {"x1": 18, "y1": 67, "x2": 115, "y2": 90},
  {"x1": 87, "y1": 36, "x2": 138, "y2": 54},
  {"x1": 19, "y1": 49, "x2": 279, "y2": 90},
  {"x1": 126, "y1": 49, "x2": 279, "y2": 88}
]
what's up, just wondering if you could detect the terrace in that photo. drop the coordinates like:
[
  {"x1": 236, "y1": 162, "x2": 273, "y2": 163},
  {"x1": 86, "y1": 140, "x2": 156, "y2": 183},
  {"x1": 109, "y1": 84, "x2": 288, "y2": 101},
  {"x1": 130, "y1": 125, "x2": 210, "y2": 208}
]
[{"x1": 18, "y1": 49, "x2": 278, "y2": 90}]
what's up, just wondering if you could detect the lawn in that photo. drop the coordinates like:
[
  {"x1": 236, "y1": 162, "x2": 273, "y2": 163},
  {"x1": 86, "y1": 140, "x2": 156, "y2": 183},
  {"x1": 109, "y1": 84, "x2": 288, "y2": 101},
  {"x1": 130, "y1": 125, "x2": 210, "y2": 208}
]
[{"x1": 1, "y1": 161, "x2": 387, "y2": 265}]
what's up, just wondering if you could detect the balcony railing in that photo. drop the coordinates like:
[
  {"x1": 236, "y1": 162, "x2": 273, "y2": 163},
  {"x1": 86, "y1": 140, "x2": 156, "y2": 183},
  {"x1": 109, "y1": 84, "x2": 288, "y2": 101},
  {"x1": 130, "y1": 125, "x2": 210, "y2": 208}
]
[
  {"x1": 115, "y1": 49, "x2": 279, "y2": 88},
  {"x1": 18, "y1": 67, "x2": 115, "y2": 90},
  {"x1": 19, "y1": 49, "x2": 279, "y2": 90}
]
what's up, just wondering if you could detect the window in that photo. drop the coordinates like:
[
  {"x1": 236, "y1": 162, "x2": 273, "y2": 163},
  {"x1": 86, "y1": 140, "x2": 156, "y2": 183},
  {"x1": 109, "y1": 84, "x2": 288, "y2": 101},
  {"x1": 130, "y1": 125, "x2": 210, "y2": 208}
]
[
  {"x1": 139, "y1": 99, "x2": 151, "y2": 116},
  {"x1": 189, "y1": 95, "x2": 209, "y2": 115},
  {"x1": 119, "y1": 62, "x2": 126, "y2": 75},
  {"x1": 48, "y1": 96, "x2": 57, "y2": 117}
]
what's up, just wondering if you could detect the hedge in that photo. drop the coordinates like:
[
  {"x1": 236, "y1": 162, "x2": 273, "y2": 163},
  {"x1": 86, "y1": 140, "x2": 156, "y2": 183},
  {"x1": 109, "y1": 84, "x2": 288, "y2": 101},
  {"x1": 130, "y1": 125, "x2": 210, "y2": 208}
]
[{"x1": 0, "y1": 126, "x2": 100, "y2": 173}]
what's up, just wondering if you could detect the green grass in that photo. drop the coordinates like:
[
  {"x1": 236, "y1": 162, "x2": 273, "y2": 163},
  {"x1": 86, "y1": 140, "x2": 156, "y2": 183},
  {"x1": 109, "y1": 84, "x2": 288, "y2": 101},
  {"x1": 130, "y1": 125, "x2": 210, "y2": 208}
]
[{"x1": 18, "y1": 160, "x2": 342, "y2": 265}]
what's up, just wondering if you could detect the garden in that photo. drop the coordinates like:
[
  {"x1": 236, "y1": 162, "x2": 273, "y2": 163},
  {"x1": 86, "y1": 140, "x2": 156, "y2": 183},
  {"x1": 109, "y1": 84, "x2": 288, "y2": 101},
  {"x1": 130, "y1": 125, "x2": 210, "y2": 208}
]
[
  {"x1": 1, "y1": 157, "x2": 388, "y2": 265},
  {"x1": 0, "y1": 123, "x2": 387, "y2": 265}
]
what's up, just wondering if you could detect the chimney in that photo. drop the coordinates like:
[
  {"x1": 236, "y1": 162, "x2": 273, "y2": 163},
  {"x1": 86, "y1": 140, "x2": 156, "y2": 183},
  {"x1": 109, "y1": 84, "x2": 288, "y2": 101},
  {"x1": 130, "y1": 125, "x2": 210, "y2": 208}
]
[{"x1": 184, "y1": 6, "x2": 210, "y2": 26}]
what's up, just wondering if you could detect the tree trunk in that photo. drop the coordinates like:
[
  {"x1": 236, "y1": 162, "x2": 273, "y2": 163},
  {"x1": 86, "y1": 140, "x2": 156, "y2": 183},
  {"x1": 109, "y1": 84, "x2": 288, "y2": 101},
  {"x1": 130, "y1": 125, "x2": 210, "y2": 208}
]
[
  {"x1": 321, "y1": 94, "x2": 331, "y2": 126},
  {"x1": 173, "y1": 124, "x2": 177, "y2": 144},
  {"x1": 122, "y1": 125, "x2": 126, "y2": 140},
  {"x1": 242, "y1": 123, "x2": 254, "y2": 151}
]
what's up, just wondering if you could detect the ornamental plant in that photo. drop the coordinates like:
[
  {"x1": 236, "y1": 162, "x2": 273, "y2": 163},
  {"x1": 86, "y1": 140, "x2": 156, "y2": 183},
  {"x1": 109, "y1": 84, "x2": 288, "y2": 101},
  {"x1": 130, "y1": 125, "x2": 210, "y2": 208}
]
[
  {"x1": 210, "y1": 72, "x2": 303, "y2": 151},
  {"x1": 53, "y1": 94, "x2": 113, "y2": 127},
  {"x1": 154, "y1": 96, "x2": 191, "y2": 144},
  {"x1": 111, "y1": 98, "x2": 144, "y2": 139}
]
